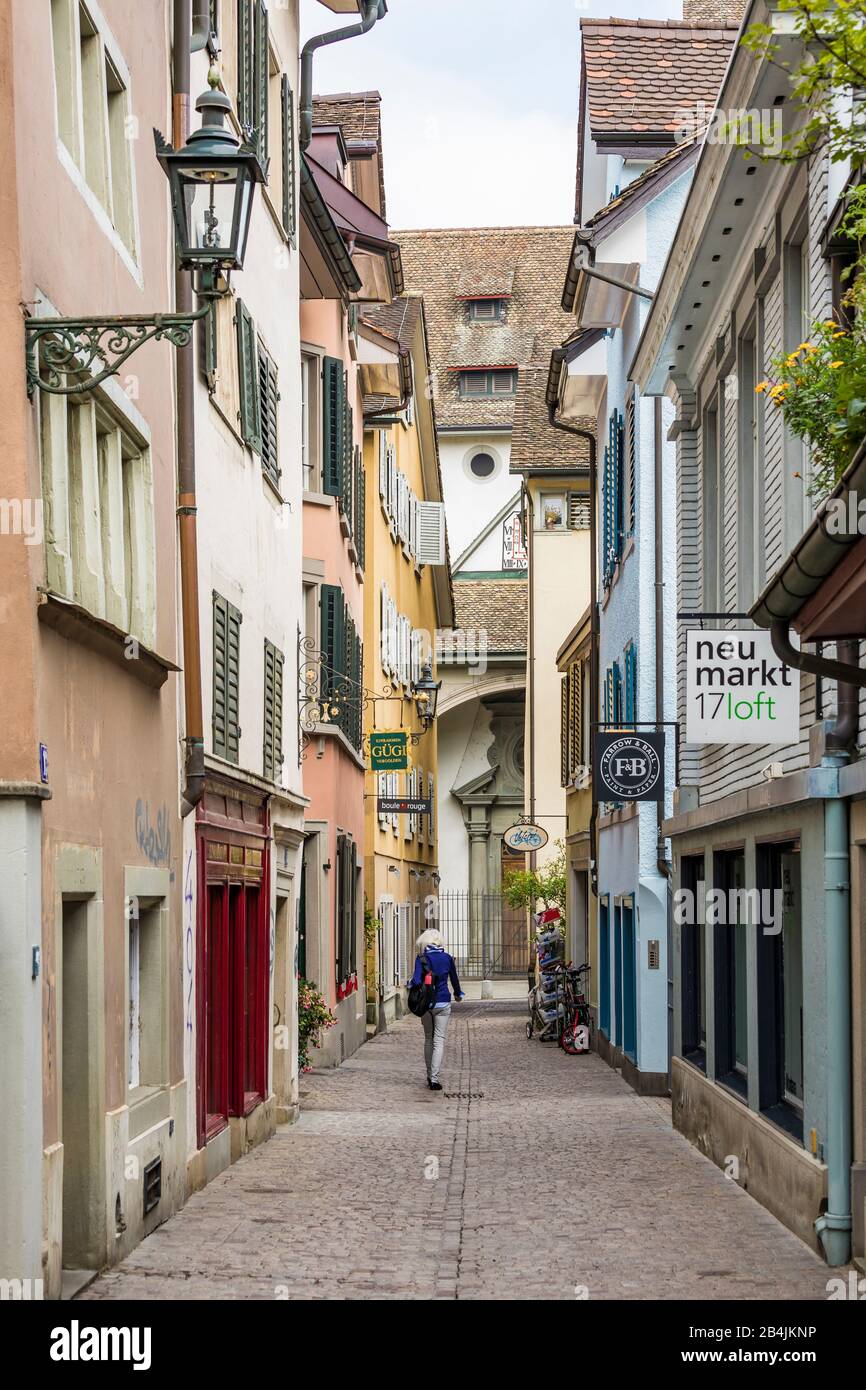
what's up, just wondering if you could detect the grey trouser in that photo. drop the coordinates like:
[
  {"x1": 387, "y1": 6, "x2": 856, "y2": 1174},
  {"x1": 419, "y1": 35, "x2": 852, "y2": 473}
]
[{"x1": 422, "y1": 1004, "x2": 451, "y2": 1083}]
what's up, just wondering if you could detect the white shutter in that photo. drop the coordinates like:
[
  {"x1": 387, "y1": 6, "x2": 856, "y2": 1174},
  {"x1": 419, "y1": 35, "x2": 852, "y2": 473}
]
[
  {"x1": 378, "y1": 430, "x2": 388, "y2": 500},
  {"x1": 409, "y1": 492, "x2": 418, "y2": 560},
  {"x1": 405, "y1": 770, "x2": 414, "y2": 840},
  {"x1": 388, "y1": 446, "x2": 397, "y2": 524},
  {"x1": 390, "y1": 771, "x2": 399, "y2": 835},
  {"x1": 378, "y1": 772, "x2": 388, "y2": 827},
  {"x1": 428, "y1": 771, "x2": 435, "y2": 846},
  {"x1": 380, "y1": 583, "x2": 389, "y2": 673},
  {"x1": 416, "y1": 501, "x2": 446, "y2": 565}
]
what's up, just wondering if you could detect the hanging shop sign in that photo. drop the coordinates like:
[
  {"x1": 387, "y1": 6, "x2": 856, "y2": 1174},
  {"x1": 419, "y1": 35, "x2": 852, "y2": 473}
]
[
  {"x1": 685, "y1": 629, "x2": 800, "y2": 745},
  {"x1": 503, "y1": 822, "x2": 549, "y2": 852},
  {"x1": 369, "y1": 730, "x2": 408, "y2": 770},
  {"x1": 594, "y1": 731, "x2": 665, "y2": 802},
  {"x1": 377, "y1": 796, "x2": 431, "y2": 816}
]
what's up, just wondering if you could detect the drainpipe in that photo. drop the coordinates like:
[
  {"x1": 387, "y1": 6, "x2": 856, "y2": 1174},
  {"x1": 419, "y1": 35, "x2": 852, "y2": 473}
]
[
  {"x1": 548, "y1": 395, "x2": 598, "y2": 896},
  {"x1": 771, "y1": 618, "x2": 858, "y2": 1262},
  {"x1": 299, "y1": 0, "x2": 387, "y2": 151},
  {"x1": 654, "y1": 398, "x2": 671, "y2": 880},
  {"x1": 191, "y1": 0, "x2": 210, "y2": 51},
  {"x1": 174, "y1": 0, "x2": 205, "y2": 815}
]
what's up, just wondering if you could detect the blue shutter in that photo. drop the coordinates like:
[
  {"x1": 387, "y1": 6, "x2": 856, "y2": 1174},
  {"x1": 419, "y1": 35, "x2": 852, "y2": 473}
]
[
  {"x1": 612, "y1": 660, "x2": 623, "y2": 726},
  {"x1": 624, "y1": 643, "x2": 636, "y2": 725},
  {"x1": 602, "y1": 444, "x2": 612, "y2": 586}
]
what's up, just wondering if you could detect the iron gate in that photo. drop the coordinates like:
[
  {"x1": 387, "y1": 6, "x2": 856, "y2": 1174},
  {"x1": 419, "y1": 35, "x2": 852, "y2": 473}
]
[{"x1": 438, "y1": 890, "x2": 529, "y2": 979}]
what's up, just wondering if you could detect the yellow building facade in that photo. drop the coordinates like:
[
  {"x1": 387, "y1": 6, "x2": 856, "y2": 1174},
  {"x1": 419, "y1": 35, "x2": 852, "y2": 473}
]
[
  {"x1": 359, "y1": 295, "x2": 453, "y2": 1029},
  {"x1": 557, "y1": 609, "x2": 596, "y2": 1014}
]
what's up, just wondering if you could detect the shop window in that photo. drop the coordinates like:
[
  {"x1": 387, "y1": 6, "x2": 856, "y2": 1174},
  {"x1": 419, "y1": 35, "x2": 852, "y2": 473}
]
[
  {"x1": 713, "y1": 850, "x2": 749, "y2": 1097},
  {"x1": 756, "y1": 842, "x2": 804, "y2": 1141},
  {"x1": 680, "y1": 854, "x2": 707, "y2": 1071},
  {"x1": 599, "y1": 896, "x2": 611, "y2": 1038}
]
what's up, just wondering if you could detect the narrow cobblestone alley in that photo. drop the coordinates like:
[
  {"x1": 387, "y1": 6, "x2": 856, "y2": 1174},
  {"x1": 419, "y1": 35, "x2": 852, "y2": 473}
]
[{"x1": 82, "y1": 1003, "x2": 833, "y2": 1301}]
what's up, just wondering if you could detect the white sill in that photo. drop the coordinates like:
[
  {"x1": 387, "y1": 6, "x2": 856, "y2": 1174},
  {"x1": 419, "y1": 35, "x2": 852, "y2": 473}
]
[{"x1": 304, "y1": 490, "x2": 335, "y2": 508}]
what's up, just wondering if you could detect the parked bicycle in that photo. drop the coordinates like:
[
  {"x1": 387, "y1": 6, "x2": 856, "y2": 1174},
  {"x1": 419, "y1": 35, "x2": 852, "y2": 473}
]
[{"x1": 526, "y1": 957, "x2": 592, "y2": 1054}]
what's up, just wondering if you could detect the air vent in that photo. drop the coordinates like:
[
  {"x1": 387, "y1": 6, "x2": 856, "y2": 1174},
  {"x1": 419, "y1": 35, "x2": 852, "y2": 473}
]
[
  {"x1": 143, "y1": 1156, "x2": 162, "y2": 1216},
  {"x1": 647, "y1": 940, "x2": 660, "y2": 970}
]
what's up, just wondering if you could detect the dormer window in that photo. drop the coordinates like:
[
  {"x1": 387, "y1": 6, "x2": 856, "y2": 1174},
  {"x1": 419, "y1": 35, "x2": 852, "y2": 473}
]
[
  {"x1": 458, "y1": 368, "x2": 517, "y2": 397},
  {"x1": 468, "y1": 297, "x2": 506, "y2": 322}
]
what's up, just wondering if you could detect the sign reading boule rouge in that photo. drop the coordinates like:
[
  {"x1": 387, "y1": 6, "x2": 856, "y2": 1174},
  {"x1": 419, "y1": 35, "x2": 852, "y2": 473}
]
[
  {"x1": 503, "y1": 822, "x2": 549, "y2": 852},
  {"x1": 377, "y1": 798, "x2": 431, "y2": 816},
  {"x1": 369, "y1": 730, "x2": 408, "y2": 770},
  {"x1": 594, "y1": 731, "x2": 665, "y2": 803}
]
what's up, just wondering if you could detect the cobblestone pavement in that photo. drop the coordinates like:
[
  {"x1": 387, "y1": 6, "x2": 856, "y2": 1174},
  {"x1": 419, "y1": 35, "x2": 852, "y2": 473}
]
[{"x1": 82, "y1": 1002, "x2": 834, "y2": 1300}]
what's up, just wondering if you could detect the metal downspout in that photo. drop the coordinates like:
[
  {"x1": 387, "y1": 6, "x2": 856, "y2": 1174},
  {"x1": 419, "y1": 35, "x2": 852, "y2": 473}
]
[
  {"x1": 299, "y1": 0, "x2": 386, "y2": 151},
  {"x1": 548, "y1": 401, "x2": 598, "y2": 896},
  {"x1": 654, "y1": 398, "x2": 671, "y2": 881},
  {"x1": 191, "y1": 0, "x2": 210, "y2": 51},
  {"x1": 174, "y1": 0, "x2": 205, "y2": 815}
]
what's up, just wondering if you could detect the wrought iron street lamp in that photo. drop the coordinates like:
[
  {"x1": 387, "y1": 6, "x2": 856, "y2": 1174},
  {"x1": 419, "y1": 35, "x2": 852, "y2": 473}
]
[
  {"x1": 154, "y1": 73, "x2": 263, "y2": 275},
  {"x1": 412, "y1": 662, "x2": 441, "y2": 731},
  {"x1": 25, "y1": 68, "x2": 261, "y2": 398}
]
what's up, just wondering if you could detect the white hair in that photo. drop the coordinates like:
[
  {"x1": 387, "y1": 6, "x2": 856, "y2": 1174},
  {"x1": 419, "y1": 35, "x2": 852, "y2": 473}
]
[{"x1": 416, "y1": 926, "x2": 444, "y2": 951}]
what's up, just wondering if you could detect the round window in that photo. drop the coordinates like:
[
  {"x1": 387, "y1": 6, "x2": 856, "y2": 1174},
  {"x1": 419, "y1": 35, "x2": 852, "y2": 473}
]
[{"x1": 470, "y1": 452, "x2": 496, "y2": 478}]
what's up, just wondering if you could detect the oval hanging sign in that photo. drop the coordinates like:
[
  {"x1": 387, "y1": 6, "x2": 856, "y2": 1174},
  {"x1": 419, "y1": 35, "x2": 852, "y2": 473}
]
[{"x1": 503, "y1": 822, "x2": 549, "y2": 852}]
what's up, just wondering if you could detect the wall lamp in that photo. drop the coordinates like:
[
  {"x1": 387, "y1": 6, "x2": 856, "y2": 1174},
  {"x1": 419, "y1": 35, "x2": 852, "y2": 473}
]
[
  {"x1": 411, "y1": 662, "x2": 441, "y2": 731},
  {"x1": 25, "y1": 69, "x2": 263, "y2": 398}
]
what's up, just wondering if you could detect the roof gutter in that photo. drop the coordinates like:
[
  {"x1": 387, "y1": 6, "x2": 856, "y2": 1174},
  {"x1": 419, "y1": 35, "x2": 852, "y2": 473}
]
[
  {"x1": 563, "y1": 234, "x2": 654, "y2": 315},
  {"x1": 299, "y1": 0, "x2": 387, "y2": 151},
  {"x1": 299, "y1": 153, "x2": 363, "y2": 293}
]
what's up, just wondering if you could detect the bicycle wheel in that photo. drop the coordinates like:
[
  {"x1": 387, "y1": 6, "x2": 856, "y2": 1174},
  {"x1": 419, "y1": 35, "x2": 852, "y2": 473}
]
[
  {"x1": 561, "y1": 1006, "x2": 591, "y2": 1055},
  {"x1": 526, "y1": 1020, "x2": 533, "y2": 1040}
]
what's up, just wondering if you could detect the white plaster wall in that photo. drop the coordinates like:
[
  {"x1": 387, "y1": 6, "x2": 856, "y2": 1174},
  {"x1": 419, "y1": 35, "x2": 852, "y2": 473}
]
[
  {"x1": 436, "y1": 692, "x2": 492, "y2": 896},
  {"x1": 439, "y1": 431, "x2": 513, "y2": 561}
]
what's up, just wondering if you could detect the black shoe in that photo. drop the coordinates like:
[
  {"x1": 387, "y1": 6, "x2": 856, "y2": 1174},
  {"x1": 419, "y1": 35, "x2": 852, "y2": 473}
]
[{"x1": 429, "y1": 1081, "x2": 443, "y2": 1091}]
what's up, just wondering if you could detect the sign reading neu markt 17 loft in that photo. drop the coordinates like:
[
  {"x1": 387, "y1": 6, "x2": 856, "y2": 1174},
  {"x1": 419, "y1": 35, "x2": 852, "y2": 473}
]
[
  {"x1": 369, "y1": 730, "x2": 408, "y2": 770},
  {"x1": 594, "y1": 732, "x2": 665, "y2": 803},
  {"x1": 685, "y1": 629, "x2": 800, "y2": 745}
]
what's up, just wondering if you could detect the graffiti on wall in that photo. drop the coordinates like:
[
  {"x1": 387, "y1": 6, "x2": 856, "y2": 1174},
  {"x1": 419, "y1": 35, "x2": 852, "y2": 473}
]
[{"x1": 135, "y1": 799, "x2": 171, "y2": 866}]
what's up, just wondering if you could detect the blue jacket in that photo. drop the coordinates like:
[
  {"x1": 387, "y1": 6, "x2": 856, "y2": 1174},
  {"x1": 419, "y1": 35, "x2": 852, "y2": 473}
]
[{"x1": 408, "y1": 947, "x2": 463, "y2": 1006}]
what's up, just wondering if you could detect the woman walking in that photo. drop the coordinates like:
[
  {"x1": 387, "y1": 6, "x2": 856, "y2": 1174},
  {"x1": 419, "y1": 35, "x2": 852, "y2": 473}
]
[{"x1": 408, "y1": 927, "x2": 464, "y2": 1090}]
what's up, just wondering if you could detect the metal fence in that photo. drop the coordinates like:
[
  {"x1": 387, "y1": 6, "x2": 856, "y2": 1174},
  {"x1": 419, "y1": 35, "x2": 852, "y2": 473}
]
[{"x1": 438, "y1": 890, "x2": 529, "y2": 980}]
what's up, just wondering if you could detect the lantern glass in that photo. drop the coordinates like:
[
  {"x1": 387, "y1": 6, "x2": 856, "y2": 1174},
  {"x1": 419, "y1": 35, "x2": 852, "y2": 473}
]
[{"x1": 171, "y1": 160, "x2": 256, "y2": 269}]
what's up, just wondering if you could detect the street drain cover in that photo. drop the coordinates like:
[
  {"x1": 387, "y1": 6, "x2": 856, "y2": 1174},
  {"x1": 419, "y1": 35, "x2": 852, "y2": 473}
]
[{"x1": 443, "y1": 1091, "x2": 484, "y2": 1099}]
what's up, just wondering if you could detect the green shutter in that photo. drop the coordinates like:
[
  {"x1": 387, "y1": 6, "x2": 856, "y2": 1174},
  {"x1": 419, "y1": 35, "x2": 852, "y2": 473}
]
[
  {"x1": 341, "y1": 396, "x2": 353, "y2": 524},
  {"x1": 213, "y1": 591, "x2": 241, "y2": 764},
  {"x1": 263, "y1": 638, "x2": 284, "y2": 779},
  {"x1": 237, "y1": 0, "x2": 253, "y2": 133},
  {"x1": 199, "y1": 301, "x2": 217, "y2": 392},
  {"x1": 356, "y1": 458, "x2": 366, "y2": 571},
  {"x1": 320, "y1": 582, "x2": 345, "y2": 711},
  {"x1": 254, "y1": 0, "x2": 269, "y2": 171},
  {"x1": 322, "y1": 356, "x2": 344, "y2": 496},
  {"x1": 236, "y1": 299, "x2": 262, "y2": 451},
  {"x1": 560, "y1": 674, "x2": 569, "y2": 787},
  {"x1": 258, "y1": 343, "x2": 280, "y2": 487},
  {"x1": 280, "y1": 73, "x2": 296, "y2": 239}
]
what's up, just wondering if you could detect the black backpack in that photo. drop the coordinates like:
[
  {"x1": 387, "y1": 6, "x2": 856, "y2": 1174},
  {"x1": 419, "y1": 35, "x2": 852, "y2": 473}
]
[{"x1": 408, "y1": 954, "x2": 437, "y2": 1017}]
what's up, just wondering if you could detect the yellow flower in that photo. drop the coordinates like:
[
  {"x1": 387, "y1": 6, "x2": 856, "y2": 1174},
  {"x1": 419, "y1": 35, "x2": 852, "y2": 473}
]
[
  {"x1": 755, "y1": 381, "x2": 770, "y2": 393},
  {"x1": 832, "y1": 331, "x2": 847, "y2": 339},
  {"x1": 829, "y1": 360, "x2": 844, "y2": 369},
  {"x1": 824, "y1": 319, "x2": 837, "y2": 328}
]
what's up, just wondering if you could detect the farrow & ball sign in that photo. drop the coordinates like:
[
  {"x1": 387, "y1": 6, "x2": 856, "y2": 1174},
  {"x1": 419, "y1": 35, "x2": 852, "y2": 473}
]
[{"x1": 594, "y1": 731, "x2": 665, "y2": 802}]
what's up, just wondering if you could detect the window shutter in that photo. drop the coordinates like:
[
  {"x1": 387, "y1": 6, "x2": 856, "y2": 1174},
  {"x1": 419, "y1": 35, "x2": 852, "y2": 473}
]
[
  {"x1": 612, "y1": 660, "x2": 623, "y2": 725},
  {"x1": 404, "y1": 770, "x2": 413, "y2": 840},
  {"x1": 236, "y1": 300, "x2": 262, "y2": 451},
  {"x1": 378, "y1": 430, "x2": 388, "y2": 500},
  {"x1": 258, "y1": 343, "x2": 280, "y2": 488},
  {"x1": 612, "y1": 408, "x2": 625, "y2": 561},
  {"x1": 625, "y1": 644, "x2": 637, "y2": 725},
  {"x1": 322, "y1": 356, "x2": 345, "y2": 497},
  {"x1": 237, "y1": 0, "x2": 253, "y2": 134},
  {"x1": 199, "y1": 302, "x2": 217, "y2": 391},
  {"x1": 280, "y1": 73, "x2": 295, "y2": 238},
  {"x1": 602, "y1": 443, "x2": 612, "y2": 586},
  {"x1": 263, "y1": 638, "x2": 284, "y2": 779},
  {"x1": 320, "y1": 583, "x2": 345, "y2": 713},
  {"x1": 253, "y1": 0, "x2": 269, "y2": 170},
  {"x1": 356, "y1": 455, "x2": 366, "y2": 571},
  {"x1": 570, "y1": 660, "x2": 581, "y2": 776},
  {"x1": 213, "y1": 591, "x2": 241, "y2": 764},
  {"x1": 560, "y1": 674, "x2": 569, "y2": 787},
  {"x1": 625, "y1": 387, "x2": 637, "y2": 537},
  {"x1": 349, "y1": 838, "x2": 358, "y2": 976},
  {"x1": 378, "y1": 772, "x2": 388, "y2": 828},
  {"x1": 568, "y1": 493, "x2": 590, "y2": 530},
  {"x1": 416, "y1": 501, "x2": 446, "y2": 565},
  {"x1": 341, "y1": 392, "x2": 353, "y2": 522}
]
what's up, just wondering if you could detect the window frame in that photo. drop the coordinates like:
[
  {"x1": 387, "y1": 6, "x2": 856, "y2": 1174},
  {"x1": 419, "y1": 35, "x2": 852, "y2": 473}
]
[{"x1": 457, "y1": 368, "x2": 517, "y2": 398}]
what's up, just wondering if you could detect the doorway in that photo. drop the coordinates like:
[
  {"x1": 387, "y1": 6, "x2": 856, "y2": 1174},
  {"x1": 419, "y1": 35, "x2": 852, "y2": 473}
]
[
  {"x1": 60, "y1": 898, "x2": 102, "y2": 1272},
  {"x1": 273, "y1": 888, "x2": 293, "y2": 1121}
]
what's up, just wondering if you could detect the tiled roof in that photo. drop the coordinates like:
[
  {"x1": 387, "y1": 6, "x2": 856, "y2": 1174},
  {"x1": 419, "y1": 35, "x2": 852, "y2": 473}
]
[
  {"x1": 456, "y1": 263, "x2": 516, "y2": 298},
  {"x1": 449, "y1": 579, "x2": 527, "y2": 654},
  {"x1": 312, "y1": 90, "x2": 386, "y2": 217},
  {"x1": 581, "y1": 19, "x2": 739, "y2": 139},
  {"x1": 394, "y1": 227, "x2": 577, "y2": 429},
  {"x1": 510, "y1": 367, "x2": 592, "y2": 472},
  {"x1": 360, "y1": 294, "x2": 421, "y2": 353}
]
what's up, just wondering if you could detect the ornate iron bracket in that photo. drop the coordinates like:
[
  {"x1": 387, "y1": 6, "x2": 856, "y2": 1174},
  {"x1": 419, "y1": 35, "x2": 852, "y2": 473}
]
[
  {"x1": 297, "y1": 632, "x2": 423, "y2": 763},
  {"x1": 25, "y1": 301, "x2": 214, "y2": 398}
]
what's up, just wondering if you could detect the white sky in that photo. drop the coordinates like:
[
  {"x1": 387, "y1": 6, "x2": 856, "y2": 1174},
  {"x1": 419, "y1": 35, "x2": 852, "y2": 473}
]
[{"x1": 301, "y1": 0, "x2": 683, "y2": 229}]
